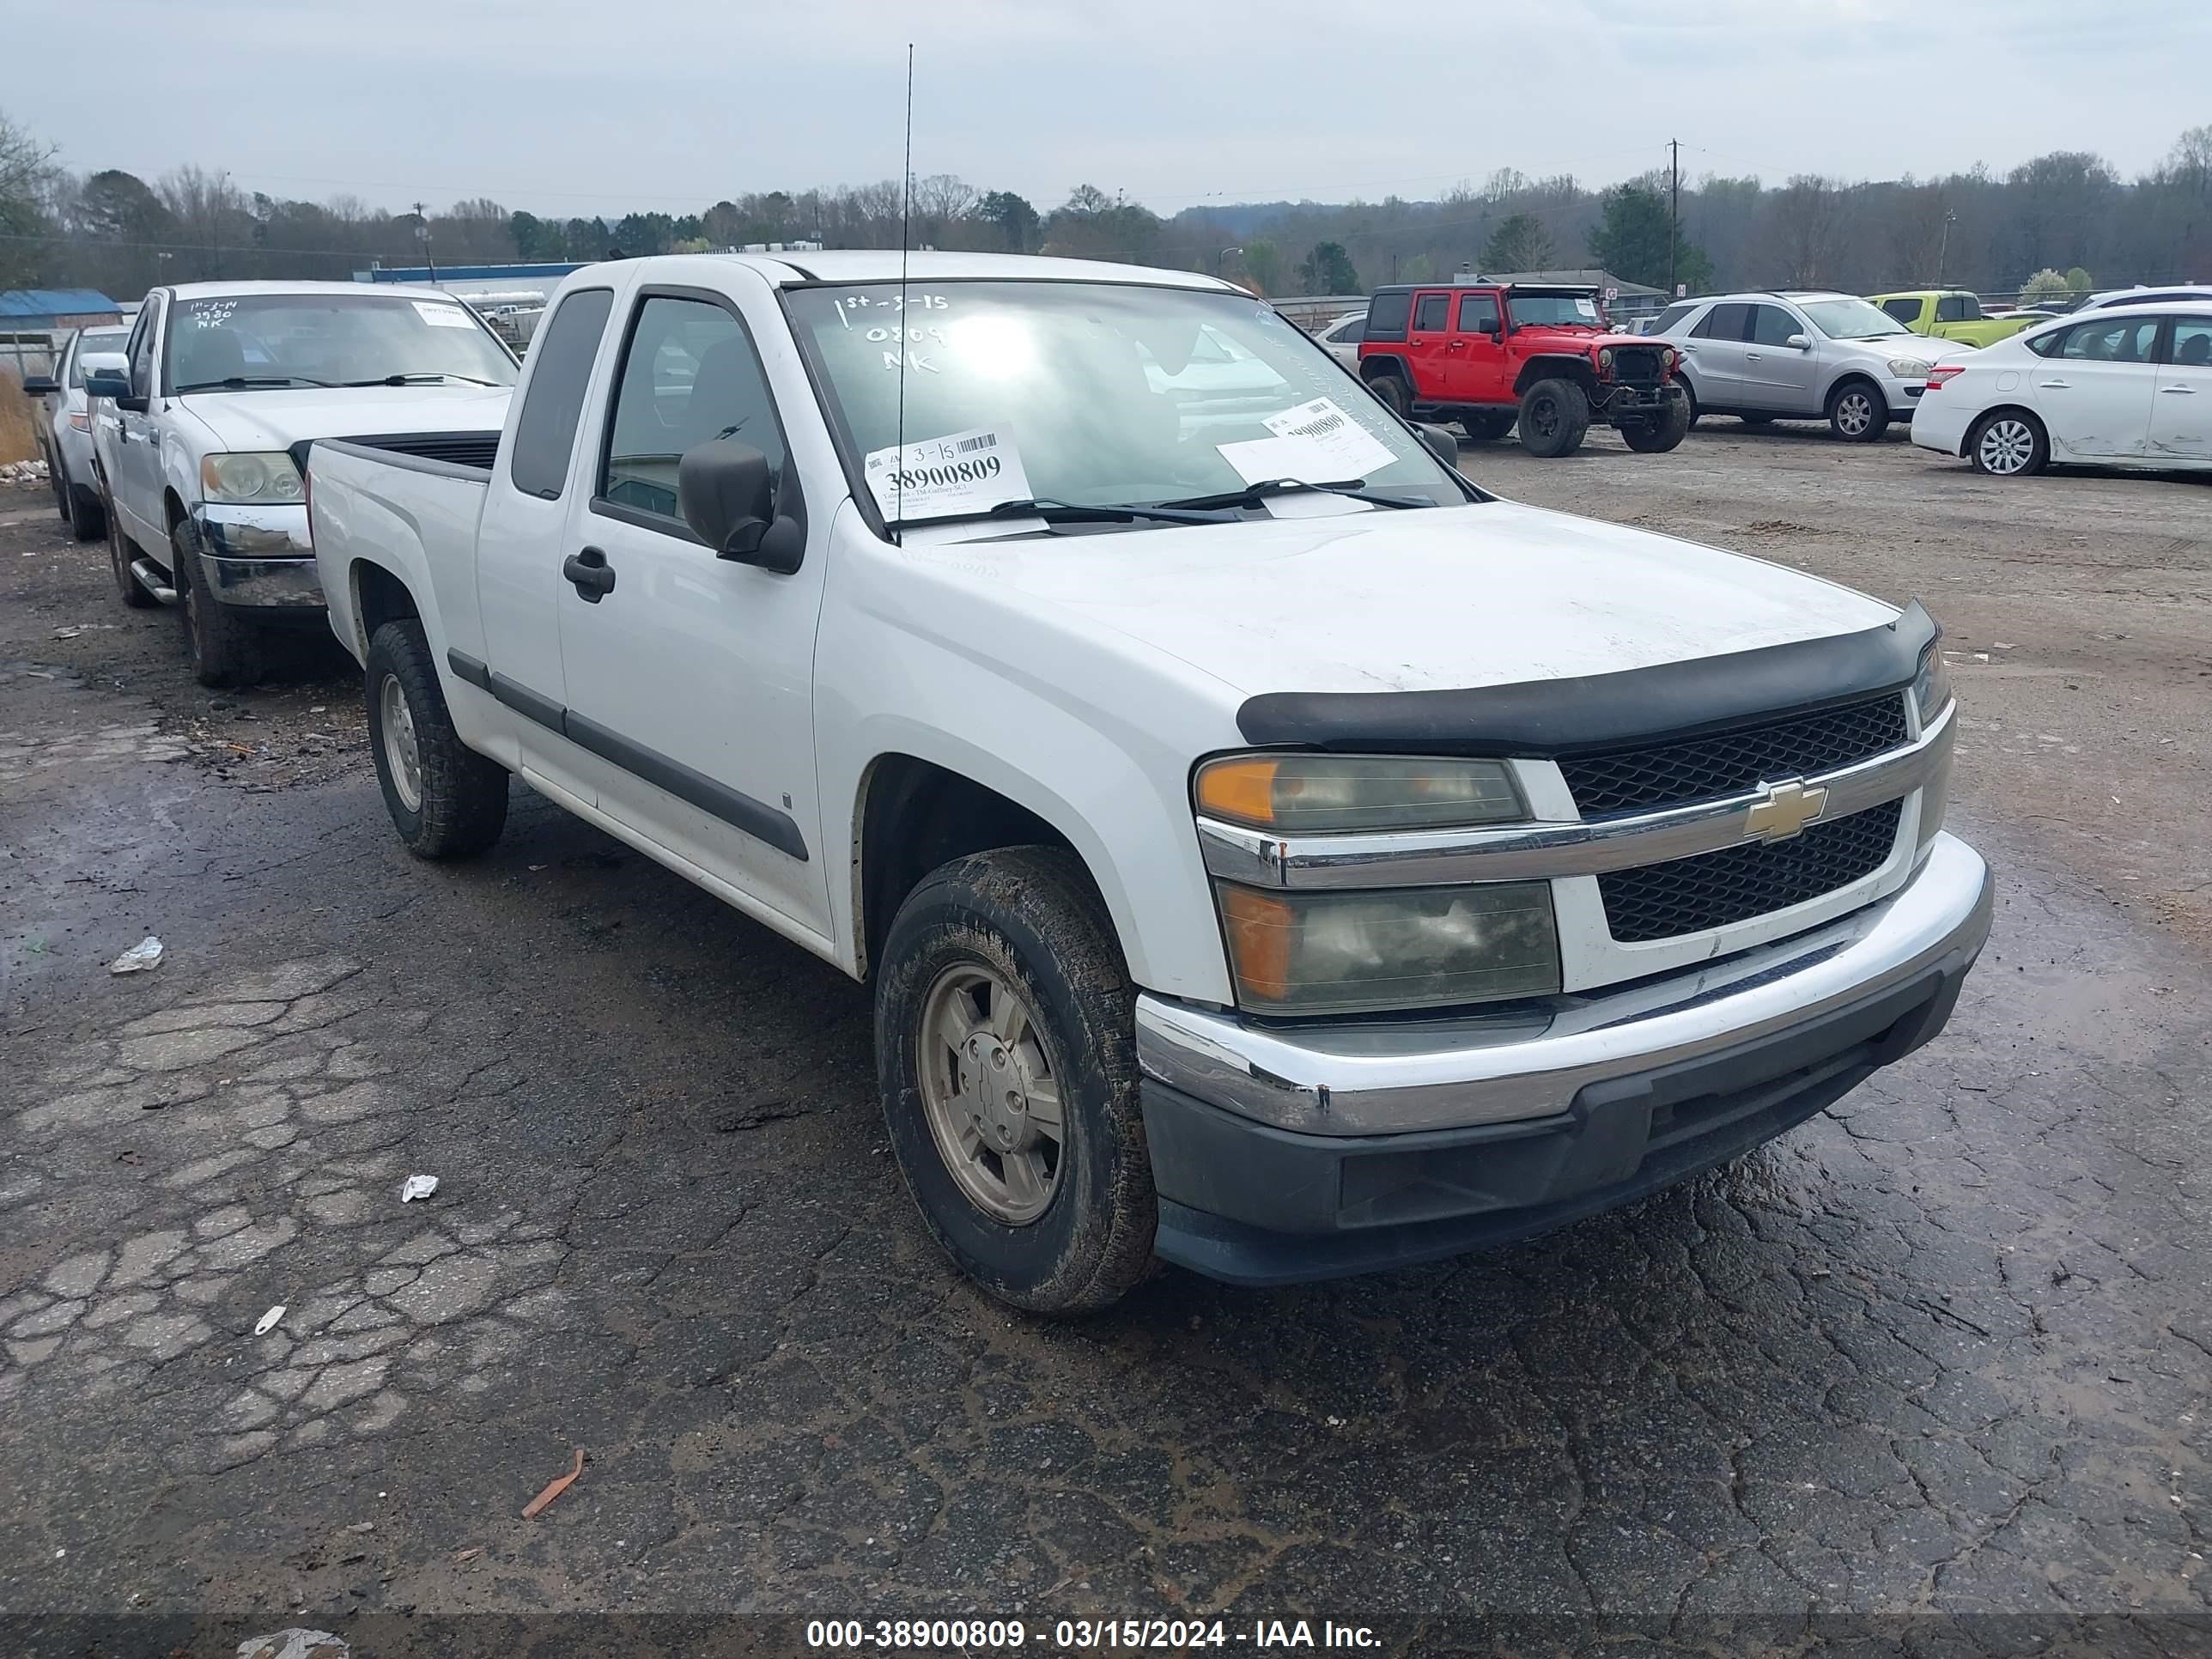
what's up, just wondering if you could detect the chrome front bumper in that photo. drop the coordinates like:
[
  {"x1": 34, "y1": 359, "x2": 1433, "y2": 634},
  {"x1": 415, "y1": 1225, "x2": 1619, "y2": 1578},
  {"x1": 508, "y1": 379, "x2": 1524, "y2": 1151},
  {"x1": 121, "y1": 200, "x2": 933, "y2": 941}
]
[
  {"x1": 191, "y1": 504, "x2": 325, "y2": 609},
  {"x1": 1137, "y1": 831, "x2": 1992, "y2": 1137}
]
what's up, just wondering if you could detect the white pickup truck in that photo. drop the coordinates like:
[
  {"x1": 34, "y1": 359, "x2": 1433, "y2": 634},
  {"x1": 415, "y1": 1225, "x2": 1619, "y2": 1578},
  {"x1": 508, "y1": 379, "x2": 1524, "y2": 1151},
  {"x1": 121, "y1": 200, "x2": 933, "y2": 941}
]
[
  {"x1": 87, "y1": 279, "x2": 515, "y2": 686},
  {"x1": 309, "y1": 251, "x2": 1991, "y2": 1313}
]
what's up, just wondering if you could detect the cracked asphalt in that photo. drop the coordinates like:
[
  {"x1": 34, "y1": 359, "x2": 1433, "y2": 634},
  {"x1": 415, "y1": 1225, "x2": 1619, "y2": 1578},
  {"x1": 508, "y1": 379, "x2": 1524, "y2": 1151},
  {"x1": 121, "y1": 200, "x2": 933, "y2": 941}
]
[{"x1": 2, "y1": 430, "x2": 2209, "y2": 1653}]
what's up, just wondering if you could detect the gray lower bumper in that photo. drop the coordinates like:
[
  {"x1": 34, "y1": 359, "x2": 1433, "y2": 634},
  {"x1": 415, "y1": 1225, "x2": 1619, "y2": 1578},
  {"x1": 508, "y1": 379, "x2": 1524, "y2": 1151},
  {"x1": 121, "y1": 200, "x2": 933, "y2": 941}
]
[{"x1": 1136, "y1": 833, "x2": 1993, "y2": 1138}]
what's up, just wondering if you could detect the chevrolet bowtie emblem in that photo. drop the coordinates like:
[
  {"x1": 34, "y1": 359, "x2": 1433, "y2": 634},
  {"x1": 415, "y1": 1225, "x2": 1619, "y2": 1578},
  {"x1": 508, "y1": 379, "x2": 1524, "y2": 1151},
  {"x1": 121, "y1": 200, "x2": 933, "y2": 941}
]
[{"x1": 1744, "y1": 779, "x2": 1830, "y2": 842}]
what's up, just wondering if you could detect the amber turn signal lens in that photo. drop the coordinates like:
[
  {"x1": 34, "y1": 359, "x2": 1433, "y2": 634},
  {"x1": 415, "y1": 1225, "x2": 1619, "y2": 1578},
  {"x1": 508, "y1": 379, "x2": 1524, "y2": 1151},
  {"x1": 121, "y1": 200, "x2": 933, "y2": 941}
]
[{"x1": 1217, "y1": 885, "x2": 1297, "y2": 1004}]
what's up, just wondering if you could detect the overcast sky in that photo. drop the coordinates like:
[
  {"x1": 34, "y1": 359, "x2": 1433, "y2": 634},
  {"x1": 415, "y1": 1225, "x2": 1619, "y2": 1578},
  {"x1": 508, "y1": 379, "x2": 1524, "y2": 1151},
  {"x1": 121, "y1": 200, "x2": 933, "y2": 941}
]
[{"x1": 18, "y1": 0, "x2": 2209, "y2": 218}]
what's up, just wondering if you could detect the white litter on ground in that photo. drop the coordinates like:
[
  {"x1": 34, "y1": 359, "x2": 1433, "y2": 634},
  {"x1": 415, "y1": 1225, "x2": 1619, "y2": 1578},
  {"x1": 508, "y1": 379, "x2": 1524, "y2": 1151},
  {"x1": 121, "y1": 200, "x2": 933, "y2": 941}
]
[
  {"x1": 108, "y1": 937, "x2": 164, "y2": 974},
  {"x1": 253, "y1": 1304, "x2": 287, "y2": 1335},
  {"x1": 399, "y1": 1175, "x2": 439, "y2": 1203}
]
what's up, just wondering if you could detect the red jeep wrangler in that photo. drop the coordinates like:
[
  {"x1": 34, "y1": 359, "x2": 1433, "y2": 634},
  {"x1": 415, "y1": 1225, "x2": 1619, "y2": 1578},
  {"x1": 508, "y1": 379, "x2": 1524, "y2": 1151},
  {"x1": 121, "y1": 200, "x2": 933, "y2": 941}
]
[{"x1": 1358, "y1": 282, "x2": 1689, "y2": 458}]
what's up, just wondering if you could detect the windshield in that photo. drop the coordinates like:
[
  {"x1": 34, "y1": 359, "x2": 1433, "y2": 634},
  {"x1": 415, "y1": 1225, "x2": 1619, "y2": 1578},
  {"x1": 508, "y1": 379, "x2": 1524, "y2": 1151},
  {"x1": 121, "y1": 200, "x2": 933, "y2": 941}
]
[
  {"x1": 1507, "y1": 293, "x2": 1602, "y2": 328},
  {"x1": 163, "y1": 293, "x2": 518, "y2": 393},
  {"x1": 786, "y1": 281, "x2": 1465, "y2": 526},
  {"x1": 67, "y1": 329, "x2": 130, "y2": 386},
  {"x1": 1800, "y1": 298, "x2": 1912, "y2": 341}
]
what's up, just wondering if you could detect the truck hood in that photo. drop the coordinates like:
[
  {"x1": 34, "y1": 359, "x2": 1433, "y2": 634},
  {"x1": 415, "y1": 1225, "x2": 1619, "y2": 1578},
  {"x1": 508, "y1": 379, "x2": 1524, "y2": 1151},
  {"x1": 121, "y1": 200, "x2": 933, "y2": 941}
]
[
  {"x1": 936, "y1": 499, "x2": 1896, "y2": 697},
  {"x1": 174, "y1": 385, "x2": 512, "y2": 452}
]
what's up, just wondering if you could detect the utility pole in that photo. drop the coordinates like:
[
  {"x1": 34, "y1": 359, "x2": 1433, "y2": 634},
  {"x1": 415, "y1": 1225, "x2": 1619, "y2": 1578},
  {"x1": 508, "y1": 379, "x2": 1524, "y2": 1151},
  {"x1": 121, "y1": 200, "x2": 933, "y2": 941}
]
[
  {"x1": 1937, "y1": 209, "x2": 1956, "y2": 285},
  {"x1": 413, "y1": 200, "x2": 437, "y2": 282},
  {"x1": 1668, "y1": 138, "x2": 1680, "y2": 296}
]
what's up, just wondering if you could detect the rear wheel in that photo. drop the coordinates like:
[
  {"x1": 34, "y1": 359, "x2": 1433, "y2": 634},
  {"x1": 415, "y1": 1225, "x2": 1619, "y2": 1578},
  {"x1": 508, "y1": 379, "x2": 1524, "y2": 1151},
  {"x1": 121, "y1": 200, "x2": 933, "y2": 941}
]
[
  {"x1": 365, "y1": 617, "x2": 510, "y2": 858},
  {"x1": 174, "y1": 519, "x2": 264, "y2": 687},
  {"x1": 1967, "y1": 410, "x2": 2047, "y2": 477},
  {"x1": 1622, "y1": 389, "x2": 1692, "y2": 453},
  {"x1": 1366, "y1": 374, "x2": 1412, "y2": 417},
  {"x1": 106, "y1": 491, "x2": 156, "y2": 608},
  {"x1": 876, "y1": 845, "x2": 1155, "y2": 1315},
  {"x1": 1516, "y1": 378, "x2": 1590, "y2": 458},
  {"x1": 1826, "y1": 380, "x2": 1887, "y2": 442},
  {"x1": 66, "y1": 480, "x2": 105, "y2": 542}
]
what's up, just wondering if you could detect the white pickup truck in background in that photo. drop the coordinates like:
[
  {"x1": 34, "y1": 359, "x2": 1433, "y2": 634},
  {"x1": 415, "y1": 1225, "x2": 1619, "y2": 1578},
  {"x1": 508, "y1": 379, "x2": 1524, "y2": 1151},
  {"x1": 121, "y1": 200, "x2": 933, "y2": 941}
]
[
  {"x1": 308, "y1": 250, "x2": 1991, "y2": 1313},
  {"x1": 88, "y1": 279, "x2": 516, "y2": 686}
]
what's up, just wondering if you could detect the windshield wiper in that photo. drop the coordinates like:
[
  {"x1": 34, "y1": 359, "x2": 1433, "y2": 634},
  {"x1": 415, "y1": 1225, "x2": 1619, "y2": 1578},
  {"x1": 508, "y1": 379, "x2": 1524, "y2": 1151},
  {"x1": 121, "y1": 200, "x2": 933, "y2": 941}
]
[
  {"x1": 1154, "y1": 477, "x2": 1425, "y2": 512},
  {"x1": 903, "y1": 496, "x2": 1234, "y2": 529},
  {"x1": 173, "y1": 375, "x2": 337, "y2": 392},
  {"x1": 343, "y1": 373, "x2": 506, "y2": 387}
]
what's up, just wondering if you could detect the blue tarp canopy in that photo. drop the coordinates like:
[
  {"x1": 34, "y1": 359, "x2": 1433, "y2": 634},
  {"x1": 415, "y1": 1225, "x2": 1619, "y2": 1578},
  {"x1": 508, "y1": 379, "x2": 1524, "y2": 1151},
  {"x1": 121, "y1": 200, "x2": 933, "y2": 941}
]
[{"x1": 0, "y1": 288, "x2": 123, "y2": 319}]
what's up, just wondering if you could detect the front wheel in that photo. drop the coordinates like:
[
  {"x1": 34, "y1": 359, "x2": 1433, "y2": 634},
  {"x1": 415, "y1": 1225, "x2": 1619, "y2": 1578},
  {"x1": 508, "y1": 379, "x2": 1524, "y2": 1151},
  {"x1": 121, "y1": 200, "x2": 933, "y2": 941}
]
[
  {"x1": 875, "y1": 846, "x2": 1155, "y2": 1315},
  {"x1": 1517, "y1": 378, "x2": 1591, "y2": 458},
  {"x1": 1967, "y1": 410, "x2": 2048, "y2": 477},
  {"x1": 1827, "y1": 380, "x2": 1888, "y2": 442},
  {"x1": 365, "y1": 618, "x2": 510, "y2": 858},
  {"x1": 1621, "y1": 390, "x2": 1692, "y2": 453},
  {"x1": 174, "y1": 519, "x2": 264, "y2": 686}
]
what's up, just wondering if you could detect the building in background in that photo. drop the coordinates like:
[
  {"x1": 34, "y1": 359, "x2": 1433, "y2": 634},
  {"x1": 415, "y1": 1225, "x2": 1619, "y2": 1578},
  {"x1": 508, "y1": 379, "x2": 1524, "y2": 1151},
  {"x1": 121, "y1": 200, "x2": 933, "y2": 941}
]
[{"x1": 2, "y1": 289, "x2": 126, "y2": 384}]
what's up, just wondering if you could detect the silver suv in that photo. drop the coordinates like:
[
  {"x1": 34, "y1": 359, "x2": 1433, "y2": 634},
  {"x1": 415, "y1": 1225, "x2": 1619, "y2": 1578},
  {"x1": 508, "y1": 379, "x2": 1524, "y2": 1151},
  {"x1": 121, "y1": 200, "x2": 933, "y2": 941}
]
[{"x1": 1648, "y1": 290, "x2": 1948, "y2": 441}]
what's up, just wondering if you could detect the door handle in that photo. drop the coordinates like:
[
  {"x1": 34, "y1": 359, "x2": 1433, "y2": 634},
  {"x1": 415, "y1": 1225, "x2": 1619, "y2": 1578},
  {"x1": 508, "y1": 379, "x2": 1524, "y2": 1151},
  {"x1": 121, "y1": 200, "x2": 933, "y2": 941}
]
[
  {"x1": 1746, "y1": 352, "x2": 1763, "y2": 362},
  {"x1": 563, "y1": 545, "x2": 617, "y2": 602},
  {"x1": 2159, "y1": 385, "x2": 2196, "y2": 394},
  {"x1": 1445, "y1": 339, "x2": 1465, "y2": 349},
  {"x1": 2038, "y1": 379, "x2": 2070, "y2": 389}
]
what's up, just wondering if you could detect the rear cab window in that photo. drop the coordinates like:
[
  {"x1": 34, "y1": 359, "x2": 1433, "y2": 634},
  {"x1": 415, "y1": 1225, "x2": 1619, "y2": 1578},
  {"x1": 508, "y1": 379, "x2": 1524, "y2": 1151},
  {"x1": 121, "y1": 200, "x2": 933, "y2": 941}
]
[
  {"x1": 1364, "y1": 290, "x2": 1413, "y2": 343},
  {"x1": 1881, "y1": 299, "x2": 1922, "y2": 325},
  {"x1": 508, "y1": 288, "x2": 615, "y2": 499}
]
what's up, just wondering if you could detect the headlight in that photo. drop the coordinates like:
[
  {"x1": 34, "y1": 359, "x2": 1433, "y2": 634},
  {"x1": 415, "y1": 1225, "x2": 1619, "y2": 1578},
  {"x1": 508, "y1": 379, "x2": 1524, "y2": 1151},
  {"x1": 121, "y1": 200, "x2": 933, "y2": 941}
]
[
  {"x1": 200, "y1": 451, "x2": 304, "y2": 505},
  {"x1": 1911, "y1": 640, "x2": 1953, "y2": 726},
  {"x1": 1196, "y1": 754, "x2": 1524, "y2": 834},
  {"x1": 1887, "y1": 357, "x2": 1935, "y2": 379},
  {"x1": 1598, "y1": 348, "x2": 1615, "y2": 374},
  {"x1": 1217, "y1": 881, "x2": 1560, "y2": 1017},
  {"x1": 1661, "y1": 347, "x2": 1679, "y2": 371}
]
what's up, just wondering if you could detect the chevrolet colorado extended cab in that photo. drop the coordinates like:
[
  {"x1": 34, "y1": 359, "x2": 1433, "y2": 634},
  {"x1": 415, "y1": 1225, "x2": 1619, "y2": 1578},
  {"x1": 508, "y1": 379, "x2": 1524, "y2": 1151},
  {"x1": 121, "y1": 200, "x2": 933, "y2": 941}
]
[{"x1": 310, "y1": 251, "x2": 1991, "y2": 1312}]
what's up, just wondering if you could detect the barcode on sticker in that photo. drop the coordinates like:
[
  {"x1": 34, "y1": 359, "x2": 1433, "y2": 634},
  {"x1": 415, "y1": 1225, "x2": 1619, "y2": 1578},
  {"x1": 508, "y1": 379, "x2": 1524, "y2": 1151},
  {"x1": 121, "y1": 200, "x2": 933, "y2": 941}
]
[
  {"x1": 955, "y1": 433, "x2": 997, "y2": 454},
  {"x1": 1283, "y1": 410, "x2": 1348, "y2": 440}
]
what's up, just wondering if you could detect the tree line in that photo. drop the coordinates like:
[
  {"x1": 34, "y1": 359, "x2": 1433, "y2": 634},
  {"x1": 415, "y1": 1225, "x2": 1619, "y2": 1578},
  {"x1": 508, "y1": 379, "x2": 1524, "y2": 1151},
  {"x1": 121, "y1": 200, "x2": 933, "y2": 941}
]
[{"x1": 4, "y1": 107, "x2": 2207, "y2": 307}]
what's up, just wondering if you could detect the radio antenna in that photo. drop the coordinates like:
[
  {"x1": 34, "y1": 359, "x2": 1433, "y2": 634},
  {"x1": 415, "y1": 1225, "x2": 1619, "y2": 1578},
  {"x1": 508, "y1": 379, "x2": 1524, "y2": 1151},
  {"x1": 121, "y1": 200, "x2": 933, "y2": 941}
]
[{"x1": 893, "y1": 42, "x2": 914, "y2": 545}]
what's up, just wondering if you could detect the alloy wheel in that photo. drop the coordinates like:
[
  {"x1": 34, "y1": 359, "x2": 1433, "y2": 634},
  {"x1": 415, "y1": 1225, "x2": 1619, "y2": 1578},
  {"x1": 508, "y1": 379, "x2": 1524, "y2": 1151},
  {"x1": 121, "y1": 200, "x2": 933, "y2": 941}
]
[
  {"x1": 1977, "y1": 418, "x2": 2036, "y2": 475},
  {"x1": 916, "y1": 963, "x2": 1064, "y2": 1224}
]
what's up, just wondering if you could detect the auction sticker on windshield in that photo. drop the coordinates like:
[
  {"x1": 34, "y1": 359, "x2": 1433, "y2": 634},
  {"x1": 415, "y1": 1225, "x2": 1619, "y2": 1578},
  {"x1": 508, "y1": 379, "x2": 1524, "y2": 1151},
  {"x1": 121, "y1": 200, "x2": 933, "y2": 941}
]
[
  {"x1": 413, "y1": 301, "x2": 477, "y2": 328},
  {"x1": 864, "y1": 425, "x2": 1034, "y2": 522},
  {"x1": 1218, "y1": 396, "x2": 1395, "y2": 485}
]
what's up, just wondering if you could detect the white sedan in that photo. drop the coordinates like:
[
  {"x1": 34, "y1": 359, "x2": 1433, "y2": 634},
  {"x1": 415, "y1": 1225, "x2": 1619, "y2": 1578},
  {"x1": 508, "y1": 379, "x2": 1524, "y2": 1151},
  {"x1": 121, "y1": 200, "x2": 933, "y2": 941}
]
[
  {"x1": 1315, "y1": 309, "x2": 1365, "y2": 369},
  {"x1": 1911, "y1": 301, "x2": 2212, "y2": 476}
]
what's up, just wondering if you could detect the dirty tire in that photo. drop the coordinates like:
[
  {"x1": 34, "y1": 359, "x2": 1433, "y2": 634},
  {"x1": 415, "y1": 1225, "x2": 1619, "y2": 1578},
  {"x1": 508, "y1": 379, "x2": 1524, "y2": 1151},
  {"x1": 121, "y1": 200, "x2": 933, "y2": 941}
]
[
  {"x1": 365, "y1": 617, "x2": 510, "y2": 859},
  {"x1": 1622, "y1": 389, "x2": 1692, "y2": 453},
  {"x1": 1676, "y1": 379, "x2": 1700, "y2": 429},
  {"x1": 48, "y1": 447, "x2": 70, "y2": 521},
  {"x1": 106, "y1": 490, "x2": 157, "y2": 607},
  {"x1": 67, "y1": 480, "x2": 106, "y2": 542},
  {"x1": 175, "y1": 519, "x2": 264, "y2": 687},
  {"x1": 1967, "y1": 408, "x2": 2048, "y2": 477},
  {"x1": 1826, "y1": 379, "x2": 1887, "y2": 442},
  {"x1": 1517, "y1": 377, "x2": 1590, "y2": 458},
  {"x1": 1366, "y1": 374, "x2": 1412, "y2": 417},
  {"x1": 876, "y1": 845, "x2": 1156, "y2": 1316}
]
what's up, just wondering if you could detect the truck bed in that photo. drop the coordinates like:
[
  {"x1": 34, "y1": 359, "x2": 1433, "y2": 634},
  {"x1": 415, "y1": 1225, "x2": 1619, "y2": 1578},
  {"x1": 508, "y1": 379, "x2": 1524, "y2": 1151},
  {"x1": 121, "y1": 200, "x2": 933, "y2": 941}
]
[{"x1": 307, "y1": 436, "x2": 498, "y2": 668}]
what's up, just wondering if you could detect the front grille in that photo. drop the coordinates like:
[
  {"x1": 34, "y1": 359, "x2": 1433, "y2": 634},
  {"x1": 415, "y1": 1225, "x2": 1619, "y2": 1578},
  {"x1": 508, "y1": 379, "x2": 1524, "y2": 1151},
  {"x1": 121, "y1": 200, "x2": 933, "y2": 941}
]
[
  {"x1": 1559, "y1": 696, "x2": 1909, "y2": 818},
  {"x1": 1598, "y1": 800, "x2": 1902, "y2": 942},
  {"x1": 1608, "y1": 346, "x2": 1664, "y2": 386}
]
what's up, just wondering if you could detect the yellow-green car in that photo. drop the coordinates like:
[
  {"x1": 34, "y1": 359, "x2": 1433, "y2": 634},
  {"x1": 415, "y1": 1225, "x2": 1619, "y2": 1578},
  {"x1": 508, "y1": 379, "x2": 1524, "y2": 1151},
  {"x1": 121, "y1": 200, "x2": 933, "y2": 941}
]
[{"x1": 1868, "y1": 289, "x2": 2037, "y2": 347}]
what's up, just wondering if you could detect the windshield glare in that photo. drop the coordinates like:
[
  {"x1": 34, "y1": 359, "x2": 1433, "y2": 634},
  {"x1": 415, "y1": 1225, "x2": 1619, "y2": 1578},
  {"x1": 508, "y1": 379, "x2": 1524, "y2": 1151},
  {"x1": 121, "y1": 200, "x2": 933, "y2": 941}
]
[
  {"x1": 787, "y1": 282, "x2": 1464, "y2": 524},
  {"x1": 164, "y1": 293, "x2": 518, "y2": 392},
  {"x1": 1801, "y1": 298, "x2": 1911, "y2": 341},
  {"x1": 1507, "y1": 293, "x2": 1602, "y2": 328}
]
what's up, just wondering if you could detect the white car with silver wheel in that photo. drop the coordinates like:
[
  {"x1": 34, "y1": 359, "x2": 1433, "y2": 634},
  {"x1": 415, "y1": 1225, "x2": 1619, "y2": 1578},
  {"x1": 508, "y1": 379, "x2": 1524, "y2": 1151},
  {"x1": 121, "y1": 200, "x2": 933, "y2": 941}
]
[{"x1": 1911, "y1": 301, "x2": 2212, "y2": 477}]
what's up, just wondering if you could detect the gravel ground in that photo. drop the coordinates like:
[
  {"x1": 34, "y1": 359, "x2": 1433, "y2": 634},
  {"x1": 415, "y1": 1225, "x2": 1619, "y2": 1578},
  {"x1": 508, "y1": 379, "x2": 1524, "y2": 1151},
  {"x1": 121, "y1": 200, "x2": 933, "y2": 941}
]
[{"x1": 1, "y1": 427, "x2": 2208, "y2": 1656}]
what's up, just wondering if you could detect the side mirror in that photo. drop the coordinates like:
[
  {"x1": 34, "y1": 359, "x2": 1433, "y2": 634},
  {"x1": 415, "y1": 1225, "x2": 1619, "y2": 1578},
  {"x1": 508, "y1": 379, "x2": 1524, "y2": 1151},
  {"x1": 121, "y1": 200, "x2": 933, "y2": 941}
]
[
  {"x1": 21, "y1": 374, "x2": 58, "y2": 397},
  {"x1": 1785, "y1": 333, "x2": 1812, "y2": 351},
  {"x1": 81, "y1": 355, "x2": 130, "y2": 401},
  {"x1": 678, "y1": 438, "x2": 805, "y2": 574},
  {"x1": 1414, "y1": 422, "x2": 1460, "y2": 466}
]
